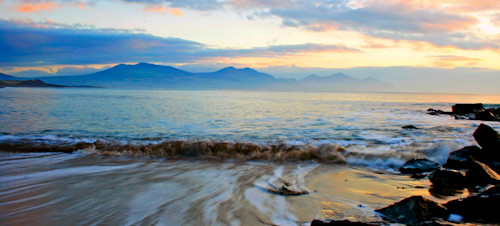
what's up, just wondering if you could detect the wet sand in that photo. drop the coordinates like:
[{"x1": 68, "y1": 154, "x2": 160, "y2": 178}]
[{"x1": 0, "y1": 152, "x2": 468, "y2": 225}]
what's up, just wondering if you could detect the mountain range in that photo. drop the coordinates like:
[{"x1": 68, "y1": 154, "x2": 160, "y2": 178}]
[{"x1": 1, "y1": 63, "x2": 392, "y2": 91}]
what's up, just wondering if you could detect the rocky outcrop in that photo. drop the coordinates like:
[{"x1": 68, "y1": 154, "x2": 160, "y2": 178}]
[
  {"x1": 473, "y1": 124, "x2": 500, "y2": 152},
  {"x1": 445, "y1": 186, "x2": 500, "y2": 224},
  {"x1": 375, "y1": 124, "x2": 500, "y2": 225},
  {"x1": 399, "y1": 159, "x2": 440, "y2": 175},
  {"x1": 442, "y1": 146, "x2": 481, "y2": 170},
  {"x1": 429, "y1": 169, "x2": 466, "y2": 188},
  {"x1": 376, "y1": 196, "x2": 449, "y2": 224},
  {"x1": 452, "y1": 104, "x2": 484, "y2": 114},
  {"x1": 428, "y1": 104, "x2": 499, "y2": 122},
  {"x1": 465, "y1": 159, "x2": 500, "y2": 185}
]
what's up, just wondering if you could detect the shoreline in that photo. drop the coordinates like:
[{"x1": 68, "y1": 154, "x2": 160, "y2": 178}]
[{"x1": 0, "y1": 152, "x2": 442, "y2": 225}]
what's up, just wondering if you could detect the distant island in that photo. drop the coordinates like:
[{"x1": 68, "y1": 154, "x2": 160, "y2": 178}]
[
  {"x1": 0, "y1": 63, "x2": 392, "y2": 91},
  {"x1": 0, "y1": 79, "x2": 67, "y2": 88}
]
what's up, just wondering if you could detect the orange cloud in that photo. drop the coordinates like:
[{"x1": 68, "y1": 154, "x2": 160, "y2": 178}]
[
  {"x1": 16, "y1": 2, "x2": 60, "y2": 13},
  {"x1": 144, "y1": 5, "x2": 184, "y2": 17},
  {"x1": 170, "y1": 8, "x2": 183, "y2": 17},
  {"x1": 422, "y1": 20, "x2": 477, "y2": 32}
]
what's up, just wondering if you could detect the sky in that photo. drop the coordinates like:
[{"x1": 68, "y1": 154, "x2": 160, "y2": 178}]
[{"x1": 0, "y1": 0, "x2": 500, "y2": 93}]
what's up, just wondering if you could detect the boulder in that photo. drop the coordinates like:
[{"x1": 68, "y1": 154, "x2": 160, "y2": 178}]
[
  {"x1": 475, "y1": 111, "x2": 496, "y2": 121},
  {"x1": 472, "y1": 124, "x2": 500, "y2": 152},
  {"x1": 399, "y1": 159, "x2": 440, "y2": 175},
  {"x1": 376, "y1": 196, "x2": 449, "y2": 224},
  {"x1": 452, "y1": 103, "x2": 484, "y2": 114},
  {"x1": 442, "y1": 146, "x2": 481, "y2": 170},
  {"x1": 445, "y1": 186, "x2": 500, "y2": 224},
  {"x1": 311, "y1": 219, "x2": 379, "y2": 226},
  {"x1": 465, "y1": 159, "x2": 500, "y2": 186},
  {"x1": 429, "y1": 169, "x2": 466, "y2": 188}
]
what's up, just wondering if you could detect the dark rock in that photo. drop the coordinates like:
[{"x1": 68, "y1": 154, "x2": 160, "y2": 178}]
[
  {"x1": 399, "y1": 159, "x2": 440, "y2": 175},
  {"x1": 452, "y1": 103, "x2": 484, "y2": 114},
  {"x1": 429, "y1": 186, "x2": 465, "y2": 198},
  {"x1": 402, "y1": 125, "x2": 418, "y2": 129},
  {"x1": 445, "y1": 186, "x2": 500, "y2": 224},
  {"x1": 429, "y1": 169, "x2": 466, "y2": 188},
  {"x1": 465, "y1": 159, "x2": 500, "y2": 186},
  {"x1": 473, "y1": 124, "x2": 500, "y2": 152},
  {"x1": 427, "y1": 108, "x2": 452, "y2": 115},
  {"x1": 475, "y1": 111, "x2": 496, "y2": 121},
  {"x1": 311, "y1": 219, "x2": 379, "y2": 226},
  {"x1": 376, "y1": 196, "x2": 449, "y2": 224},
  {"x1": 442, "y1": 146, "x2": 481, "y2": 170}
]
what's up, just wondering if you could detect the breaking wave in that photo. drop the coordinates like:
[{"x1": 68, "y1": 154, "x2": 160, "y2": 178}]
[
  {"x1": 0, "y1": 134, "x2": 466, "y2": 170},
  {"x1": 0, "y1": 138, "x2": 346, "y2": 163}
]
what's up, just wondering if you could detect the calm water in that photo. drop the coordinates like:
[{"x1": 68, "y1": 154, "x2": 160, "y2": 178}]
[{"x1": 1, "y1": 88, "x2": 499, "y2": 225}]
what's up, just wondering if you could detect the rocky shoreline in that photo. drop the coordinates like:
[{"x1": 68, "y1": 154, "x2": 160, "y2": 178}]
[
  {"x1": 428, "y1": 103, "x2": 500, "y2": 121},
  {"x1": 313, "y1": 122, "x2": 500, "y2": 225}
]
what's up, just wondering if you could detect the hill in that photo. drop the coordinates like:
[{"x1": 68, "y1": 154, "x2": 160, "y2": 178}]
[{"x1": 0, "y1": 79, "x2": 66, "y2": 88}]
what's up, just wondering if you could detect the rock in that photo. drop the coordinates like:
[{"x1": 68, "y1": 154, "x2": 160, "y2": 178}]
[
  {"x1": 427, "y1": 108, "x2": 451, "y2": 115},
  {"x1": 445, "y1": 186, "x2": 500, "y2": 224},
  {"x1": 263, "y1": 184, "x2": 310, "y2": 196},
  {"x1": 475, "y1": 111, "x2": 496, "y2": 121},
  {"x1": 429, "y1": 169, "x2": 466, "y2": 188},
  {"x1": 473, "y1": 124, "x2": 500, "y2": 152},
  {"x1": 399, "y1": 159, "x2": 440, "y2": 175},
  {"x1": 427, "y1": 108, "x2": 439, "y2": 115},
  {"x1": 442, "y1": 146, "x2": 481, "y2": 170},
  {"x1": 465, "y1": 159, "x2": 500, "y2": 186},
  {"x1": 311, "y1": 219, "x2": 379, "y2": 226},
  {"x1": 376, "y1": 196, "x2": 449, "y2": 224},
  {"x1": 402, "y1": 125, "x2": 418, "y2": 129},
  {"x1": 452, "y1": 103, "x2": 484, "y2": 114}
]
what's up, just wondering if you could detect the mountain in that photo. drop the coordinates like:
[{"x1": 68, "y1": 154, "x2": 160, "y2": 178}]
[
  {"x1": 37, "y1": 63, "x2": 286, "y2": 89},
  {"x1": 8, "y1": 63, "x2": 392, "y2": 91},
  {"x1": 295, "y1": 73, "x2": 392, "y2": 91}
]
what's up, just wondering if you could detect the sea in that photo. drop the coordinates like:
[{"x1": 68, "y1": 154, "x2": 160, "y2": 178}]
[{"x1": 1, "y1": 88, "x2": 499, "y2": 225}]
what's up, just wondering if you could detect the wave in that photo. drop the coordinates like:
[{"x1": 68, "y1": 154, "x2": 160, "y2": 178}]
[
  {"x1": 0, "y1": 135, "x2": 464, "y2": 169},
  {"x1": 0, "y1": 138, "x2": 346, "y2": 163}
]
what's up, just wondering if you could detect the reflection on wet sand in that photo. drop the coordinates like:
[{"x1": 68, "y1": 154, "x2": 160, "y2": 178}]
[{"x1": 0, "y1": 152, "x2": 463, "y2": 225}]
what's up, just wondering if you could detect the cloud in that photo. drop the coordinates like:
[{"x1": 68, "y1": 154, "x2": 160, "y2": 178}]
[
  {"x1": 0, "y1": 19, "x2": 358, "y2": 68},
  {"x1": 144, "y1": 5, "x2": 183, "y2": 17},
  {"x1": 0, "y1": 19, "x2": 205, "y2": 66},
  {"x1": 121, "y1": 0, "x2": 223, "y2": 10},
  {"x1": 113, "y1": 0, "x2": 498, "y2": 50},
  {"x1": 16, "y1": 2, "x2": 60, "y2": 13},
  {"x1": 431, "y1": 55, "x2": 483, "y2": 68},
  {"x1": 432, "y1": 55, "x2": 482, "y2": 62}
]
